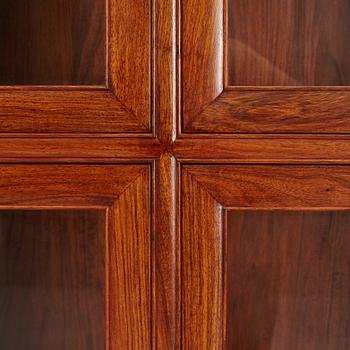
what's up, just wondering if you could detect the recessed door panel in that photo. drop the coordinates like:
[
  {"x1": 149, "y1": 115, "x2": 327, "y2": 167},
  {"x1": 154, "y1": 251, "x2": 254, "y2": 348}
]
[
  {"x1": 181, "y1": 0, "x2": 350, "y2": 133},
  {"x1": 0, "y1": 210, "x2": 105, "y2": 350},
  {"x1": 0, "y1": 0, "x2": 106, "y2": 86},
  {"x1": 227, "y1": 0, "x2": 350, "y2": 86},
  {"x1": 227, "y1": 210, "x2": 350, "y2": 350},
  {"x1": 0, "y1": 165, "x2": 151, "y2": 349},
  {"x1": 0, "y1": 1, "x2": 152, "y2": 133},
  {"x1": 181, "y1": 165, "x2": 350, "y2": 349}
]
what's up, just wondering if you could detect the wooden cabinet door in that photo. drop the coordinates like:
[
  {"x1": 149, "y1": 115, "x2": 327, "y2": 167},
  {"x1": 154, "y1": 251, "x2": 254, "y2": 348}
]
[
  {"x1": 181, "y1": 0, "x2": 350, "y2": 133},
  {"x1": 0, "y1": 1, "x2": 152, "y2": 133},
  {"x1": 0, "y1": 165, "x2": 151, "y2": 349},
  {"x1": 1, "y1": 1, "x2": 350, "y2": 349},
  {"x1": 182, "y1": 165, "x2": 350, "y2": 349}
]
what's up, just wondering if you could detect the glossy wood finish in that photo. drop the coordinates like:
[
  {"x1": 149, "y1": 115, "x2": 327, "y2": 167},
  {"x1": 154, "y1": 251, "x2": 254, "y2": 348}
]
[
  {"x1": 154, "y1": 153, "x2": 177, "y2": 349},
  {"x1": 181, "y1": 0, "x2": 350, "y2": 133},
  {"x1": 0, "y1": 137, "x2": 163, "y2": 162},
  {"x1": 182, "y1": 168, "x2": 224, "y2": 349},
  {"x1": 0, "y1": 1, "x2": 151, "y2": 133},
  {"x1": 183, "y1": 90, "x2": 350, "y2": 133},
  {"x1": 2, "y1": 0, "x2": 350, "y2": 348},
  {"x1": 182, "y1": 165, "x2": 350, "y2": 349},
  {"x1": 0, "y1": 210, "x2": 105, "y2": 350},
  {"x1": 0, "y1": 0, "x2": 105, "y2": 85},
  {"x1": 227, "y1": 210, "x2": 350, "y2": 350},
  {"x1": 181, "y1": 0, "x2": 224, "y2": 126},
  {"x1": 0, "y1": 165, "x2": 151, "y2": 350},
  {"x1": 109, "y1": 0, "x2": 151, "y2": 125},
  {"x1": 173, "y1": 135, "x2": 350, "y2": 164},
  {"x1": 227, "y1": 0, "x2": 350, "y2": 86}
]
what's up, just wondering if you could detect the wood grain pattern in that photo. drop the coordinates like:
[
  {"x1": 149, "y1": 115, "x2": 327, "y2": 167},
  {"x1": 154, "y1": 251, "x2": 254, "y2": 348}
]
[
  {"x1": 0, "y1": 1, "x2": 152, "y2": 133},
  {"x1": 0, "y1": 137, "x2": 163, "y2": 162},
  {"x1": 228, "y1": 0, "x2": 350, "y2": 86},
  {"x1": 109, "y1": 170, "x2": 151, "y2": 349},
  {"x1": 0, "y1": 165, "x2": 151, "y2": 350},
  {"x1": 182, "y1": 167, "x2": 224, "y2": 349},
  {"x1": 0, "y1": 210, "x2": 105, "y2": 350},
  {"x1": 156, "y1": 0, "x2": 177, "y2": 144},
  {"x1": 181, "y1": 0, "x2": 350, "y2": 134},
  {"x1": 0, "y1": 89, "x2": 146, "y2": 133},
  {"x1": 0, "y1": 0, "x2": 105, "y2": 85},
  {"x1": 181, "y1": 0, "x2": 224, "y2": 122},
  {"x1": 172, "y1": 135, "x2": 350, "y2": 164},
  {"x1": 155, "y1": 153, "x2": 177, "y2": 349},
  {"x1": 184, "y1": 165, "x2": 350, "y2": 208},
  {"x1": 227, "y1": 210, "x2": 350, "y2": 350},
  {"x1": 183, "y1": 90, "x2": 350, "y2": 133},
  {"x1": 182, "y1": 165, "x2": 350, "y2": 349},
  {"x1": 109, "y1": 0, "x2": 151, "y2": 124}
]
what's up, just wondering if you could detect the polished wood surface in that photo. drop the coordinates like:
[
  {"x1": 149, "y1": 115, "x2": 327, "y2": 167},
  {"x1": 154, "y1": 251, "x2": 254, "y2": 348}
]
[
  {"x1": 181, "y1": 0, "x2": 224, "y2": 124},
  {"x1": 0, "y1": 210, "x2": 105, "y2": 350},
  {"x1": 0, "y1": 0, "x2": 105, "y2": 85},
  {"x1": 228, "y1": 0, "x2": 350, "y2": 86},
  {"x1": 173, "y1": 135, "x2": 350, "y2": 164},
  {"x1": 183, "y1": 90, "x2": 350, "y2": 133},
  {"x1": 0, "y1": 165, "x2": 151, "y2": 350},
  {"x1": 182, "y1": 165, "x2": 350, "y2": 349},
  {"x1": 227, "y1": 210, "x2": 350, "y2": 350},
  {"x1": 181, "y1": 0, "x2": 350, "y2": 134},
  {"x1": 182, "y1": 168, "x2": 224, "y2": 349},
  {"x1": 109, "y1": 0, "x2": 151, "y2": 125},
  {"x1": 1, "y1": 0, "x2": 350, "y2": 348},
  {"x1": 0, "y1": 0, "x2": 151, "y2": 133}
]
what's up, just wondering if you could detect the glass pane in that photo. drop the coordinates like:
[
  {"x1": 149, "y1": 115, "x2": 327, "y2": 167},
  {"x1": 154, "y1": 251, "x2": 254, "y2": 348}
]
[
  {"x1": 0, "y1": 210, "x2": 105, "y2": 350},
  {"x1": 227, "y1": 210, "x2": 350, "y2": 350},
  {"x1": 228, "y1": 0, "x2": 350, "y2": 86},
  {"x1": 0, "y1": 1, "x2": 106, "y2": 85}
]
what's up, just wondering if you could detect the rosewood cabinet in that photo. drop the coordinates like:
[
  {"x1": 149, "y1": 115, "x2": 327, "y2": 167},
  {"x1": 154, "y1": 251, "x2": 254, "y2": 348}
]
[{"x1": 1, "y1": 1, "x2": 350, "y2": 349}]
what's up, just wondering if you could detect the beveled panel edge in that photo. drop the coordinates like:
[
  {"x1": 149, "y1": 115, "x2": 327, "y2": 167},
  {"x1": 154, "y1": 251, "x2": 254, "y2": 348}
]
[
  {"x1": 0, "y1": 164, "x2": 153, "y2": 350},
  {"x1": 179, "y1": 0, "x2": 350, "y2": 135},
  {"x1": 0, "y1": 0, "x2": 157, "y2": 134},
  {"x1": 180, "y1": 164, "x2": 350, "y2": 348}
]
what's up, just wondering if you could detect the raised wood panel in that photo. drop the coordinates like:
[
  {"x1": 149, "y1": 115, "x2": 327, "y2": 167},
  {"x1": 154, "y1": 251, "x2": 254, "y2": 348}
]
[
  {"x1": 0, "y1": 165, "x2": 151, "y2": 350},
  {"x1": 182, "y1": 165, "x2": 350, "y2": 349},
  {"x1": 0, "y1": 1, "x2": 152, "y2": 133},
  {"x1": 181, "y1": 0, "x2": 350, "y2": 134},
  {"x1": 0, "y1": 210, "x2": 105, "y2": 350}
]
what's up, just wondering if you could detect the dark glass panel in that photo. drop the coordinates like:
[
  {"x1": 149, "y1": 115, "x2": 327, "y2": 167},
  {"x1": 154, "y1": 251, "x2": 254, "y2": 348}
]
[{"x1": 0, "y1": 210, "x2": 105, "y2": 350}]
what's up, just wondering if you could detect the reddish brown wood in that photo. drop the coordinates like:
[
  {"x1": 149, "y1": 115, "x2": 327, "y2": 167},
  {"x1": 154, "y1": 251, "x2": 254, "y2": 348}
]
[
  {"x1": 182, "y1": 167, "x2": 224, "y2": 349},
  {"x1": 2, "y1": 1, "x2": 350, "y2": 348},
  {"x1": 154, "y1": 153, "x2": 177, "y2": 349},
  {"x1": 0, "y1": 210, "x2": 106, "y2": 350},
  {"x1": 0, "y1": 0, "x2": 152, "y2": 133},
  {"x1": 0, "y1": 137, "x2": 163, "y2": 162},
  {"x1": 172, "y1": 135, "x2": 350, "y2": 164},
  {"x1": 109, "y1": 0, "x2": 151, "y2": 126},
  {"x1": 182, "y1": 165, "x2": 350, "y2": 349},
  {"x1": 156, "y1": 0, "x2": 177, "y2": 144},
  {"x1": 0, "y1": 89, "x2": 146, "y2": 133},
  {"x1": 183, "y1": 89, "x2": 350, "y2": 133},
  {"x1": 0, "y1": 165, "x2": 151, "y2": 349},
  {"x1": 181, "y1": 0, "x2": 224, "y2": 125},
  {"x1": 180, "y1": 0, "x2": 350, "y2": 134}
]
